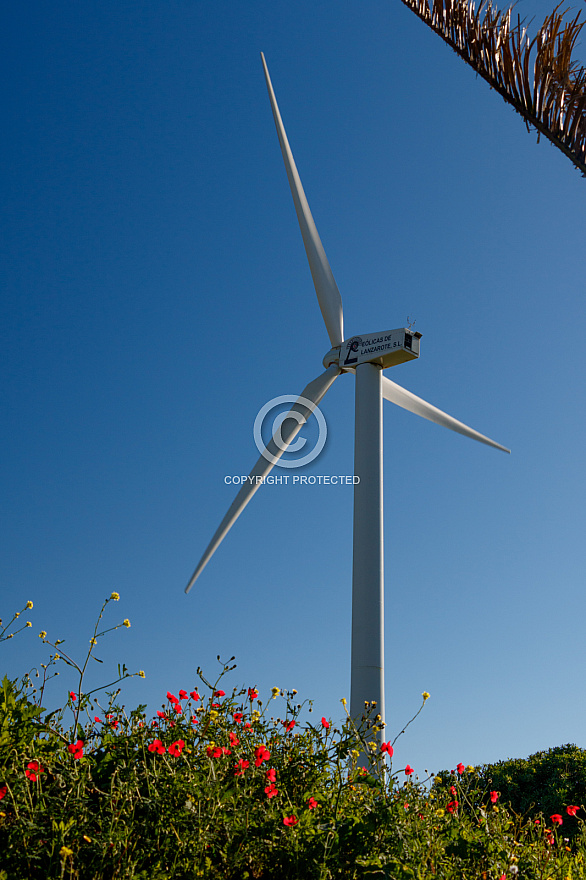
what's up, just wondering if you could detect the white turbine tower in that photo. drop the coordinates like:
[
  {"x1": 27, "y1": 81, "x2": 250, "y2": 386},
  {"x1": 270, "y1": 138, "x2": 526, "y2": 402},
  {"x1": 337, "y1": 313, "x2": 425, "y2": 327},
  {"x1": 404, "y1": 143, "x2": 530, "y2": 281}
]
[{"x1": 185, "y1": 54, "x2": 509, "y2": 756}]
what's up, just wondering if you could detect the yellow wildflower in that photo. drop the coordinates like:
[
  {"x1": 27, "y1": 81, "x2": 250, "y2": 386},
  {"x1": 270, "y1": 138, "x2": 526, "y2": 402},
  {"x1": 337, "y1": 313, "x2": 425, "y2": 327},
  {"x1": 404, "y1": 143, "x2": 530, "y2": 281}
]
[
  {"x1": 14, "y1": 612, "x2": 20, "y2": 618},
  {"x1": 436, "y1": 808, "x2": 445, "y2": 817},
  {"x1": 271, "y1": 687, "x2": 280, "y2": 698},
  {"x1": 110, "y1": 592, "x2": 120, "y2": 601},
  {"x1": 138, "y1": 670, "x2": 146, "y2": 678},
  {"x1": 39, "y1": 631, "x2": 47, "y2": 639},
  {"x1": 25, "y1": 621, "x2": 32, "y2": 627},
  {"x1": 123, "y1": 619, "x2": 131, "y2": 628},
  {"x1": 422, "y1": 691, "x2": 430, "y2": 701},
  {"x1": 60, "y1": 846, "x2": 74, "y2": 858},
  {"x1": 434, "y1": 776, "x2": 443, "y2": 784},
  {"x1": 26, "y1": 600, "x2": 33, "y2": 609}
]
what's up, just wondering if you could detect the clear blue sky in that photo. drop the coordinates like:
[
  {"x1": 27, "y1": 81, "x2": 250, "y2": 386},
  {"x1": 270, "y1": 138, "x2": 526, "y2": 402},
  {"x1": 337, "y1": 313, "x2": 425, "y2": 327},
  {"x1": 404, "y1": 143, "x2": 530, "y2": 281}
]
[{"x1": 2, "y1": 0, "x2": 585, "y2": 778}]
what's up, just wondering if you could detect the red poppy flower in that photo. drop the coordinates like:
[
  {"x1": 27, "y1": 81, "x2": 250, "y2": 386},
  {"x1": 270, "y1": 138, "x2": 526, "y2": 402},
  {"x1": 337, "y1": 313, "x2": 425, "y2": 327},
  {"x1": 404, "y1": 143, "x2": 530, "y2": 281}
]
[
  {"x1": 25, "y1": 761, "x2": 44, "y2": 781},
  {"x1": 264, "y1": 783, "x2": 278, "y2": 799},
  {"x1": 321, "y1": 717, "x2": 330, "y2": 730},
  {"x1": 106, "y1": 713, "x2": 114, "y2": 720},
  {"x1": 447, "y1": 800, "x2": 458, "y2": 813},
  {"x1": 190, "y1": 690, "x2": 200, "y2": 701},
  {"x1": 69, "y1": 692, "x2": 76, "y2": 701},
  {"x1": 551, "y1": 814, "x2": 563, "y2": 825},
  {"x1": 254, "y1": 745, "x2": 271, "y2": 767},
  {"x1": 283, "y1": 719, "x2": 295, "y2": 732},
  {"x1": 214, "y1": 690, "x2": 226, "y2": 697},
  {"x1": 244, "y1": 722, "x2": 252, "y2": 730},
  {"x1": 167, "y1": 739, "x2": 185, "y2": 757},
  {"x1": 110, "y1": 719, "x2": 119, "y2": 730},
  {"x1": 67, "y1": 740, "x2": 84, "y2": 760},
  {"x1": 405, "y1": 765, "x2": 414, "y2": 776},
  {"x1": 265, "y1": 768, "x2": 277, "y2": 783},
  {"x1": 206, "y1": 746, "x2": 223, "y2": 758},
  {"x1": 490, "y1": 791, "x2": 499, "y2": 804},
  {"x1": 178, "y1": 690, "x2": 188, "y2": 700},
  {"x1": 94, "y1": 716, "x2": 102, "y2": 723},
  {"x1": 166, "y1": 692, "x2": 178, "y2": 703},
  {"x1": 380, "y1": 742, "x2": 393, "y2": 756},
  {"x1": 148, "y1": 739, "x2": 166, "y2": 755},
  {"x1": 157, "y1": 710, "x2": 166, "y2": 718},
  {"x1": 456, "y1": 763, "x2": 465, "y2": 775},
  {"x1": 308, "y1": 797, "x2": 318, "y2": 810},
  {"x1": 567, "y1": 805, "x2": 580, "y2": 816},
  {"x1": 0, "y1": 785, "x2": 7, "y2": 800},
  {"x1": 233, "y1": 712, "x2": 243, "y2": 723},
  {"x1": 191, "y1": 717, "x2": 198, "y2": 725},
  {"x1": 450, "y1": 786, "x2": 457, "y2": 797},
  {"x1": 234, "y1": 758, "x2": 250, "y2": 776},
  {"x1": 229, "y1": 732, "x2": 240, "y2": 747},
  {"x1": 174, "y1": 704, "x2": 182, "y2": 714},
  {"x1": 283, "y1": 815, "x2": 298, "y2": 827},
  {"x1": 248, "y1": 688, "x2": 258, "y2": 701}
]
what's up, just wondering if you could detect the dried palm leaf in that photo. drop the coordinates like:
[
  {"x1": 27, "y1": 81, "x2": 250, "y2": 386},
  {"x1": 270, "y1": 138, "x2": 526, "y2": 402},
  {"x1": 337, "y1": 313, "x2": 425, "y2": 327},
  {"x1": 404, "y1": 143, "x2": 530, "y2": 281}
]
[{"x1": 397, "y1": 0, "x2": 586, "y2": 175}]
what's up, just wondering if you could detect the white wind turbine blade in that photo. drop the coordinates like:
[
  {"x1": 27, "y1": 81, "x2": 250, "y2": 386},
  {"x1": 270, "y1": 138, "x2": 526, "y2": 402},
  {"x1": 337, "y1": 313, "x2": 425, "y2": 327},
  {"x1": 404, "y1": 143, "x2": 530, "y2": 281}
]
[
  {"x1": 381, "y1": 375, "x2": 510, "y2": 453},
  {"x1": 185, "y1": 364, "x2": 340, "y2": 593},
  {"x1": 261, "y1": 53, "x2": 344, "y2": 348}
]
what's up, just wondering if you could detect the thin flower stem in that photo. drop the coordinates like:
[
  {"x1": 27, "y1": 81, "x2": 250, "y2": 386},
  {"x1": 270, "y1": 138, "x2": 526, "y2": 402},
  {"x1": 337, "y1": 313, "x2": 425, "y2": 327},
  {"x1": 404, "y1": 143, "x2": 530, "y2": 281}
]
[{"x1": 390, "y1": 700, "x2": 427, "y2": 750}]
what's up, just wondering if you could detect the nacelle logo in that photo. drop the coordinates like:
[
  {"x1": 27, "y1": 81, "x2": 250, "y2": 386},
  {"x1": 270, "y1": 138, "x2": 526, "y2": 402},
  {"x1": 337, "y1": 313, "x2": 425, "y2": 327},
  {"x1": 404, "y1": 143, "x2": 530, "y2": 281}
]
[{"x1": 343, "y1": 337, "x2": 362, "y2": 366}]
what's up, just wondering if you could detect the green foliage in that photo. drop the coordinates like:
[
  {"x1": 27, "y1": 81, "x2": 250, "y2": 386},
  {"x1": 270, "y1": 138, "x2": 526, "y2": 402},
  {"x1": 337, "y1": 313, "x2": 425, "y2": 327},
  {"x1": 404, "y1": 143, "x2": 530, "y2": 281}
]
[
  {"x1": 0, "y1": 675, "x2": 44, "y2": 751},
  {"x1": 2, "y1": 597, "x2": 586, "y2": 878},
  {"x1": 473, "y1": 743, "x2": 586, "y2": 841}
]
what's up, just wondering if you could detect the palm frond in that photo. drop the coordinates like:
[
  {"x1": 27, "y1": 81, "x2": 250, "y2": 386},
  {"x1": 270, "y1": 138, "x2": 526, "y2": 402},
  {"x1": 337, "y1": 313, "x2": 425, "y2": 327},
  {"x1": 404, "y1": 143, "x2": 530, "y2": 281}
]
[{"x1": 398, "y1": 0, "x2": 586, "y2": 175}]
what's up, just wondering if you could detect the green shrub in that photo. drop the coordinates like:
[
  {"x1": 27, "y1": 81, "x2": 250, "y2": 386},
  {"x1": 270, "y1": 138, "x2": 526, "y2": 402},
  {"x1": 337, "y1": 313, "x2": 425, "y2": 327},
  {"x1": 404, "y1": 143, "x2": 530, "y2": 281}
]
[{"x1": 472, "y1": 744, "x2": 586, "y2": 841}]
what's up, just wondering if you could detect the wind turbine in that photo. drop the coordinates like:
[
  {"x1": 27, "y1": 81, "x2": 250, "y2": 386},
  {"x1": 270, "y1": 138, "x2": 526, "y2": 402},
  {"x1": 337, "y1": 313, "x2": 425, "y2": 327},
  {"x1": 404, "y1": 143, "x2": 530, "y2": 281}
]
[{"x1": 185, "y1": 53, "x2": 510, "y2": 753}]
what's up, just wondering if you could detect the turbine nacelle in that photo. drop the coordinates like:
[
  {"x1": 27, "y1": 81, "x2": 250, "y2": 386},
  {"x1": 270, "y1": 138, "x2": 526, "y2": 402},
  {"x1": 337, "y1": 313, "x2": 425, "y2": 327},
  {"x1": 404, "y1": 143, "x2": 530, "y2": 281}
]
[{"x1": 322, "y1": 328, "x2": 422, "y2": 371}]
